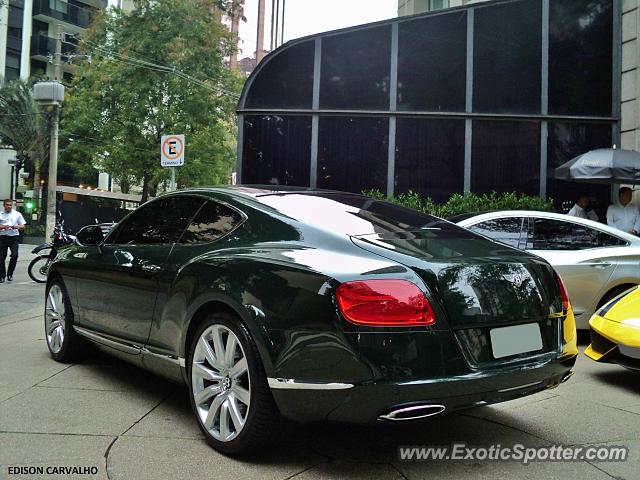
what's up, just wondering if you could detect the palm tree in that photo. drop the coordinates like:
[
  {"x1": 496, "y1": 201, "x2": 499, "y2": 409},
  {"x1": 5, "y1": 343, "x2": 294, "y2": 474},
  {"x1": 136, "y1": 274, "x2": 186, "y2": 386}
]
[{"x1": 0, "y1": 79, "x2": 50, "y2": 213}]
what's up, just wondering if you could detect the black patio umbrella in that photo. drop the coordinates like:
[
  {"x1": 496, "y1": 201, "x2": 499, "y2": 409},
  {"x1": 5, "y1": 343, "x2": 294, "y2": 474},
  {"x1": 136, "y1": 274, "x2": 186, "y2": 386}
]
[{"x1": 555, "y1": 148, "x2": 640, "y2": 184}]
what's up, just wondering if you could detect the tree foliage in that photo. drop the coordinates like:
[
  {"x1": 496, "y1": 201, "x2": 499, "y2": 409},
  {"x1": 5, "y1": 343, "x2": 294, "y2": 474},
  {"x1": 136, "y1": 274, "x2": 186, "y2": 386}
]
[
  {"x1": 0, "y1": 79, "x2": 50, "y2": 206},
  {"x1": 61, "y1": 0, "x2": 243, "y2": 201},
  {"x1": 0, "y1": 79, "x2": 50, "y2": 163}
]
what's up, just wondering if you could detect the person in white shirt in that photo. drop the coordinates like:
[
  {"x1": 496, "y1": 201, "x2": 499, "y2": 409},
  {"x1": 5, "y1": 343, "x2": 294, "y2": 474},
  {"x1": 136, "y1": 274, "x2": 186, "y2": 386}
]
[
  {"x1": 606, "y1": 187, "x2": 640, "y2": 235},
  {"x1": 567, "y1": 195, "x2": 599, "y2": 221},
  {"x1": 0, "y1": 199, "x2": 27, "y2": 282}
]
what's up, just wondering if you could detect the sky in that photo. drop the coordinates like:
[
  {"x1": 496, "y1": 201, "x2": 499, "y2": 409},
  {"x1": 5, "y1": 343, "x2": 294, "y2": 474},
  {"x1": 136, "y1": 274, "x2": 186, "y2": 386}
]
[
  {"x1": 106, "y1": 1, "x2": 399, "y2": 59},
  {"x1": 237, "y1": 0, "x2": 398, "y2": 58}
]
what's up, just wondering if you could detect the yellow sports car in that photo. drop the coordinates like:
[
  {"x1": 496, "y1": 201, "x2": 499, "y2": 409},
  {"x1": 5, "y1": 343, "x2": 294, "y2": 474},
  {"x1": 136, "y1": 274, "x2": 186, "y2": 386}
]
[{"x1": 585, "y1": 286, "x2": 640, "y2": 371}]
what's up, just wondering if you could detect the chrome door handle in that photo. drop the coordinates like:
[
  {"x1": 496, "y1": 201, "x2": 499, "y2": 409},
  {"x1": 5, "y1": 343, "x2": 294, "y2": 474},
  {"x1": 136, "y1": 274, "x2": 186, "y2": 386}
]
[
  {"x1": 141, "y1": 264, "x2": 161, "y2": 272},
  {"x1": 590, "y1": 261, "x2": 612, "y2": 268}
]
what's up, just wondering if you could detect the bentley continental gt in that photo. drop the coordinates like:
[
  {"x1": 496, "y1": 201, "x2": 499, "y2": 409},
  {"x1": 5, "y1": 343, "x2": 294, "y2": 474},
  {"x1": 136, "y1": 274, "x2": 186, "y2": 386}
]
[{"x1": 44, "y1": 187, "x2": 578, "y2": 454}]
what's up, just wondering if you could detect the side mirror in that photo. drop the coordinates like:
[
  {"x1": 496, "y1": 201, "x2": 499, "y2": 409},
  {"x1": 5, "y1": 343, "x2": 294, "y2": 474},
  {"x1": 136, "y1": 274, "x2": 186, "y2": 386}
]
[{"x1": 75, "y1": 225, "x2": 105, "y2": 246}]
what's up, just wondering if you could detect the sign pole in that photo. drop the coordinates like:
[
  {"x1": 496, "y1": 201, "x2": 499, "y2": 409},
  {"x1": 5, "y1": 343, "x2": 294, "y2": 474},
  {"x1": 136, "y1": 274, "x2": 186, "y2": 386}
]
[{"x1": 171, "y1": 167, "x2": 176, "y2": 191}]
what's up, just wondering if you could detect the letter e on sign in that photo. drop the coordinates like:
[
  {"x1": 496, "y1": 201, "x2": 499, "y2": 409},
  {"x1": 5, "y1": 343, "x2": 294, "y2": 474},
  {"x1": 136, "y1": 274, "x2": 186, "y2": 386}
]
[{"x1": 161, "y1": 134, "x2": 185, "y2": 167}]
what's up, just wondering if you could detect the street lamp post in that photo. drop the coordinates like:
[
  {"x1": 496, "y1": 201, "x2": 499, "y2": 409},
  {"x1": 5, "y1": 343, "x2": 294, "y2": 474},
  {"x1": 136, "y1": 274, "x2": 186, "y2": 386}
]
[{"x1": 33, "y1": 81, "x2": 65, "y2": 239}]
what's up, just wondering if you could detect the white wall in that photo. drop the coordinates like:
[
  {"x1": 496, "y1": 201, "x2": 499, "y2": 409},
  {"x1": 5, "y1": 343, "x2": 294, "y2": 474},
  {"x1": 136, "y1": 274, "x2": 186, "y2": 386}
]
[
  {"x1": 0, "y1": 149, "x2": 17, "y2": 199},
  {"x1": 0, "y1": 0, "x2": 8, "y2": 81},
  {"x1": 621, "y1": 1, "x2": 640, "y2": 152},
  {"x1": 19, "y1": 0, "x2": 33, "y2": 80}
]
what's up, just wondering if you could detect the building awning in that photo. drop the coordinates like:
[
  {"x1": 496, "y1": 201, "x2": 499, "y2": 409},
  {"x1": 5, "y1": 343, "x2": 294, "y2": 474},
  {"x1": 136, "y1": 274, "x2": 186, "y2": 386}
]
[{"x1": 56, "y1": 186, "x2": 143, "y2": 203}]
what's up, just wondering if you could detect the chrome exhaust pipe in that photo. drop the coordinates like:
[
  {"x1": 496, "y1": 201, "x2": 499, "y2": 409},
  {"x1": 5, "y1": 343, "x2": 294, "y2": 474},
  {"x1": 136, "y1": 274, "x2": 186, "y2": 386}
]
[
  {"x1": 547, "y1": 371, "x2": 573, "y2": 390},
  {"x1": 560, "y1": 371, "x2": 573, "y2": 383},
  {"x1": 378, "y1": 404, "x2": 446, "y2": 421}
]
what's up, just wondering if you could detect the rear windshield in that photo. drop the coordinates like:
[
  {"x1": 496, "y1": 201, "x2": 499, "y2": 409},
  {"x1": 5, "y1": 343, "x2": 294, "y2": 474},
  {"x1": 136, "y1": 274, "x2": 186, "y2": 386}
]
[
  {"x1": 257, "y1": 192, "x2": 473, "y2": 237},
  {"x1": 257, "y1": 193, "x2": 524, "y2": 258}
]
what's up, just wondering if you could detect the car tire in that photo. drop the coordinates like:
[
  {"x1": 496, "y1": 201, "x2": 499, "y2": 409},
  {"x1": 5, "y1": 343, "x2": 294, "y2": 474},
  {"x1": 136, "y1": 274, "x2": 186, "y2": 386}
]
[
  {"x1": 45, "y1": 278, "x2": 85, "y2": 362},
  {"x1": 188, "y1": 312, "x2": 281, "y2": 455}
]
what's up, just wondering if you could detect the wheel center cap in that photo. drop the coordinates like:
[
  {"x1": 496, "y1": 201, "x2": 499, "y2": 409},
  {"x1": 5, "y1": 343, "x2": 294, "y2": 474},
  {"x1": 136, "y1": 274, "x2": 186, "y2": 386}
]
[{"x1": 223, "y1": 376, "x2": 232, "y2": 390}]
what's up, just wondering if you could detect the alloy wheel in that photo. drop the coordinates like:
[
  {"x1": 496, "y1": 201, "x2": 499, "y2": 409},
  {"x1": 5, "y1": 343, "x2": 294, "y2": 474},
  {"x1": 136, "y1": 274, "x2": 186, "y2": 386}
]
[
  {"x1": 191, "y1": 324, "x2": 251, "y2": 442},
  {"x1": 45, "y1": 284, "x2": 66, "y2": 354}
]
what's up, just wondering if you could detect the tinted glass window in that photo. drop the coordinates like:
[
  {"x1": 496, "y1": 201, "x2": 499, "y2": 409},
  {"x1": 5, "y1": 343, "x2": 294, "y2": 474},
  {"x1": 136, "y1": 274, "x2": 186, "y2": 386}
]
[
  {"x1": 257, "y1": 193, "x2": 509, "y2": 259},
  {"x1": 110, "y1": 196, "x2": 204, "y2": 245},
  {"x1": 320, "y1": 26, "x2": 391, "y2": 110},
  {"x1": 549, "y1": 0, "x2": 612, "y2": 116},
  {"x1": 244, "y1": 41, "x2": 314, "y2": 109},
  {"x1": 317, "y1": 116, "x2": 388, "y2": 193},
  {"x1": 5, "y1": 54, "x2": 20, "y2": 81},
  {"x1": 242, "y1": 115, "x2": 311, "y2": 186},
  {"x1": 259, "y1": 192, "x2": 448, "y2": 234},
  {"x1": 473, "y1": 0, "x2": 542, "y2": 114},
  {"x1": 546, "y1": 122, "x2": 612, "y2": 216},
  {"x1": 180, "y1": 201, "x2": 243, "y2": 244},
  {"x1": 8, "y1": 5, "x2": 23, "y2": 30},
  {"x1": 468, "y1": 218, "x2": 524, "y2": 249},
  {"x1": 595, "y1": 231, "x2": 627, "y2": 247},
  {"x1": 397, "y1": 11, "x2": 467, "y2": 112},
  {"x1": 527, "y1": 218, "x2": 625, "y2": 250},
  {"x1": 471, "y1": 121, "x2": 540, "y2": 195},
  {"x1": 395, "y1": 118, "x2": 465, "y2": 202}
]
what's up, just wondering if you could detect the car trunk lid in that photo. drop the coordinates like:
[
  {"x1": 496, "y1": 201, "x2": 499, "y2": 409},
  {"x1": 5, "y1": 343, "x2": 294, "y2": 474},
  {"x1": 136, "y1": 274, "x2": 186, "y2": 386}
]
[{"x1": 351, "y1": 228, "x2": 562, "y2": 330}]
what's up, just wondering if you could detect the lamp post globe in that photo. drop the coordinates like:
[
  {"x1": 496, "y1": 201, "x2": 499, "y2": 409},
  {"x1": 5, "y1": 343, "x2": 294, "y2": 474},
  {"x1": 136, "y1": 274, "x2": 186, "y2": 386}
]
[{"x1": 33, "y1": 81, "x2": 65, "y2": 105}]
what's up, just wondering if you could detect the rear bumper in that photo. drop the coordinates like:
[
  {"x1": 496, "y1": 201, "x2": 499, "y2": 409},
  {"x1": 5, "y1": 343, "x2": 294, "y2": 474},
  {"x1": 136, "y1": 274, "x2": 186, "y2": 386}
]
[{"x1": 269, "y1": 354, "x2": 576, "y2": 424}]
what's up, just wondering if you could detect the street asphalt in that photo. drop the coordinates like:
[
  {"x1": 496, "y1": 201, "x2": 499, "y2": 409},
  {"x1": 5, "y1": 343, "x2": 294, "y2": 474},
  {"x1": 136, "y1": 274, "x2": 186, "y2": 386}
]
[{"x1": 0, "y1": 244, "x2": 639, "y2": 479}]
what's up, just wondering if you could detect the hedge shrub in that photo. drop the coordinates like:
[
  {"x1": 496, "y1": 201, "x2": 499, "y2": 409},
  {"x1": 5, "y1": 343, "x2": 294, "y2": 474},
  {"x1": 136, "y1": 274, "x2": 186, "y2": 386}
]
[{"x1": 363, "y1": 190, "x2": 555, "y2": 219}]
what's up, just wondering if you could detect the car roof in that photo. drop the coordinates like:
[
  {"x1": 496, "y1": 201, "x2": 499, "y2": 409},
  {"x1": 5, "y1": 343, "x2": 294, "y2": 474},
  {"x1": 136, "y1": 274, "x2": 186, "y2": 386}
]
[
  {"x1": 446, "y1": 212, "x2": 489, "y2": 222},
  {"x1": 175, "y1": 185, "x2": 353, "y2": 199},
  {"x1": 456, "y1": 210, "x2": 640, "y2": 244}
]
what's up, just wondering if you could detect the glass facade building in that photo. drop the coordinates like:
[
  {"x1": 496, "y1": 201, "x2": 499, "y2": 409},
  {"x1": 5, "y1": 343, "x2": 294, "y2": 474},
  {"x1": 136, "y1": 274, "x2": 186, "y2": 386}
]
[{"x1": 237, "y1": 0, "x2": 619, "y2": 211}]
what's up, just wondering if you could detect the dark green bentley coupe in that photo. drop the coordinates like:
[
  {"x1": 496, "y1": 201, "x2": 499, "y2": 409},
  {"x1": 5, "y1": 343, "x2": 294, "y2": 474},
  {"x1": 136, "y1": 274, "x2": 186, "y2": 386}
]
[{"x1": 45, "y1": 186, "x2": 577, "y2": 454}]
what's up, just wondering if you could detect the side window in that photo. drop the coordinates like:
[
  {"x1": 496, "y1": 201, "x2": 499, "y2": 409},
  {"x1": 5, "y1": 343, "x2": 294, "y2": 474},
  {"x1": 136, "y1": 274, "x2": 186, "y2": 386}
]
[
  {"x1": 468, "y1": 218, "x2": 524, "y2": 249},
  {"x1": 180, "y1": 201, "x2": 244, "y2": 244},
  {"x1": 528, "y1": 219, "x2": 574, "y2": 250},
  {"x1": 594, "y1": 231, "x2": 627, "y2": 248},
  {"x1": 527, "y1": 218, "x2": 621, "y2": 250},
  {"x1": 108, "y1": 196, "x2": 205, "y2": 245}
]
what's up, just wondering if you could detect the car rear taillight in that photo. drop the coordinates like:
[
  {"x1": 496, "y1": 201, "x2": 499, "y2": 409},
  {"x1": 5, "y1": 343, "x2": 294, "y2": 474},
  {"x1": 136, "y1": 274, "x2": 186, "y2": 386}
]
[
  {"x1": 336, "y1": 279, "x2": 436, "y2": 327},
  {"x1": 556, "y1": 273, "x2": 570, "y2": 312}
]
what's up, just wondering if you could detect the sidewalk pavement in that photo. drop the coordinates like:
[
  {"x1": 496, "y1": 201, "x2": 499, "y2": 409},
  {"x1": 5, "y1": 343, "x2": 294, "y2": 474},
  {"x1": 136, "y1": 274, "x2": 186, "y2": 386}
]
[{"x1": 0, "y1": 244, "x2": 44, "y2": 319}]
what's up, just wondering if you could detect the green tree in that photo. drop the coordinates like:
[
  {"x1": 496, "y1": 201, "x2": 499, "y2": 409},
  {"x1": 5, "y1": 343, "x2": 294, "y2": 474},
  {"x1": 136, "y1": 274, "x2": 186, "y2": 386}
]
[
  {"x1": 61, "y1": 0, "x2": 243, "y2": 201},
  {"x1": 0, "y1": 79, "x2": 50, "y2": 211}
]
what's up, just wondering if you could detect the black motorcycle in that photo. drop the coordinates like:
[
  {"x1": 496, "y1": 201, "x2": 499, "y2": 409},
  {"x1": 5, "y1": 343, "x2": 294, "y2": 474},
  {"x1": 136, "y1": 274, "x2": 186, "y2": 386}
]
[{"x1": 28, "y1": 221, "x2": 76, "y2": 283}]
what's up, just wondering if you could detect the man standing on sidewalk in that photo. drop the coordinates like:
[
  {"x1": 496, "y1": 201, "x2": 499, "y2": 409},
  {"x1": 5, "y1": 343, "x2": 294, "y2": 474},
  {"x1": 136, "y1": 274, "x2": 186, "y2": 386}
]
[
  {"x1": 607, "y1": 187, "x2": 640, "y2": 235},
  {"x1": 0, "y1": 199, "x2": 27, "y2": 283}
]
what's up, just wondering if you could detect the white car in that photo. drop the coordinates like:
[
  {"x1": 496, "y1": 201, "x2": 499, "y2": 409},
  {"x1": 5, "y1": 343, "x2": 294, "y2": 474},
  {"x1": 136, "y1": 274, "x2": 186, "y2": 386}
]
[{"x1": 455, "y1": 211, "x2": 640, "y2": 329}]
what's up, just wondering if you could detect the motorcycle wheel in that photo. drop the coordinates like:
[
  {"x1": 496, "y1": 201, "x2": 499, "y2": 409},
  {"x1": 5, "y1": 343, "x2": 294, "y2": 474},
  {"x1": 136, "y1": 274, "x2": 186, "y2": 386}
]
[{"x1": 28, "y1": 256, "x2": 50, "y2": 283}]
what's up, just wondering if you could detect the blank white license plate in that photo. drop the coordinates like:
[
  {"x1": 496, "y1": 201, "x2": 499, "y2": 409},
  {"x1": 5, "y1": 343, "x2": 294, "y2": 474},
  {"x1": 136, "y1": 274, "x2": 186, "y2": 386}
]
[{"x1": 490, "y1": 323, "x2": 543, "y2": 359}]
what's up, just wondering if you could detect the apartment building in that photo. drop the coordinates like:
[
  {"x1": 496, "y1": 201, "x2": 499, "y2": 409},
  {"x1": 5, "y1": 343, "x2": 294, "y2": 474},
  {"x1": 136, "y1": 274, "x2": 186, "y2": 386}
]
[{"x1": 0, "y1": 0, "x2": 107, "y2": 82}]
